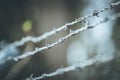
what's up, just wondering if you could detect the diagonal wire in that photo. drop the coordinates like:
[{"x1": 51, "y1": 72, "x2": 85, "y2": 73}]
[
  {"x1": 1, "y1": 1, "x2": 120, "y2": 65},
  {"x1": 12, "y1": 1, "x2": 120, "y2": 47},
  {"x1": 30, "y1": 52, "x2": 115, "y2": 80},
  {"x1": 13, "y1": 12, "x2": 120, "y2": 61}
]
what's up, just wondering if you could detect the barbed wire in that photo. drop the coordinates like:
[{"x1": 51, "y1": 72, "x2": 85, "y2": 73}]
[
  {"x1": 0, "y1": 1, "x2": 120, "y2": 80},
  {"x1": 25, "y1": 11, "x2": 120, "y2": 80},
  {"x1": 0, "y1": 0, "x2": 120, "y2": 65},
  {"x1": 7, "y1": 0, "x2": 120, "y2": 61},
  {"x1": 12, "y1": 12, "x2": 120, "y2": 61},
  {"x1": 30, "y1": 59, "x2": 96, "y2": 80},
  {"x1": 12, "y1": 1, "x2": 120, "y2": 47},
  {"x1": 29, "y1": 52, "x2": 115, "y2": 80}
]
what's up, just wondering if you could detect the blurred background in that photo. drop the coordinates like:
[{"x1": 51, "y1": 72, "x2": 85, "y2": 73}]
[{"x1": 0, "y1": 0, "x2": 120, "y2": 80}]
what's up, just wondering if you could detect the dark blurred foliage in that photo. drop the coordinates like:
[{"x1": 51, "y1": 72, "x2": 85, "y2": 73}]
[{"x1": 0, "y1": 0, "x2": 25, "y2": 41}]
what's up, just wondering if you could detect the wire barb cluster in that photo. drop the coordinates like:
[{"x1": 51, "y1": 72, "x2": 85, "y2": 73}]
[{"x1": 27, "y1": 6, "x2": 120, "y2": 80}]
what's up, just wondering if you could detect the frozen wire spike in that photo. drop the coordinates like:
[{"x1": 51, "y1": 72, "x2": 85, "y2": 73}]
[
  {"x1": 69, "y1": 29, "x2": 77, "y2": 36},
  {"x1": 69, "y1": 29, "x2": 73, "y2": 33},
  {"x1": 64, "y1": 24, "x2": 68, "y2": 31},
  {"x1": 46, "y1": 44, "x2": 52, "y2": 49},
  {"x1": 26, "y1": 74, "x2": 33, "y2": 80}
]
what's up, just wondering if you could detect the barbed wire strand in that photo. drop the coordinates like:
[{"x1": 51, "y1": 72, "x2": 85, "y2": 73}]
[
  {"x1": 30, "y1": 53, "x2": 115, "y2": 80},
  {"x1": 1, "y1": 0, "x2": 120, "y2": 64},
  {"x1": 12, "y1": 1, "x2": 120, "y2": 47},
  {"x1": 1, "y1": 0, "x2": 120, "y2": 65},
  {"x1": 12, "y1": 12, "x2": 120, "y2": 61},
  {"x1": 3, "y1": 1, "x2": 120, "y2": 80}
]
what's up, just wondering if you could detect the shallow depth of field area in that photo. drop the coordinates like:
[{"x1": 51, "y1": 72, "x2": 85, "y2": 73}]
[{"x1": 0, "y1": 0, "x2": 120, "y2": 80}]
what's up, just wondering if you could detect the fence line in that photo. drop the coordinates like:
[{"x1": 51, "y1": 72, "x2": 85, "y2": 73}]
[
  {"x1": 12, "y1": 12, "x2": 120, "y2": 61},
  {"x1": 12, "y1": 1, "x2": 120, "y2": 47},
  {"x1": 29, "y1": 51, "x2": 115, "y2": 80},
  {"x1": 25, "y1": 12, "x2": 120, "y2": 80},
  {"x1": 0, "y1": 1, "x2": 119, "y2": 64},
  {"x1": 0, "y1": 1, "x2": 120, "y2": 80},
  {"x1": 10, "y1": 0, "x2": 120, "y2": 61}
]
